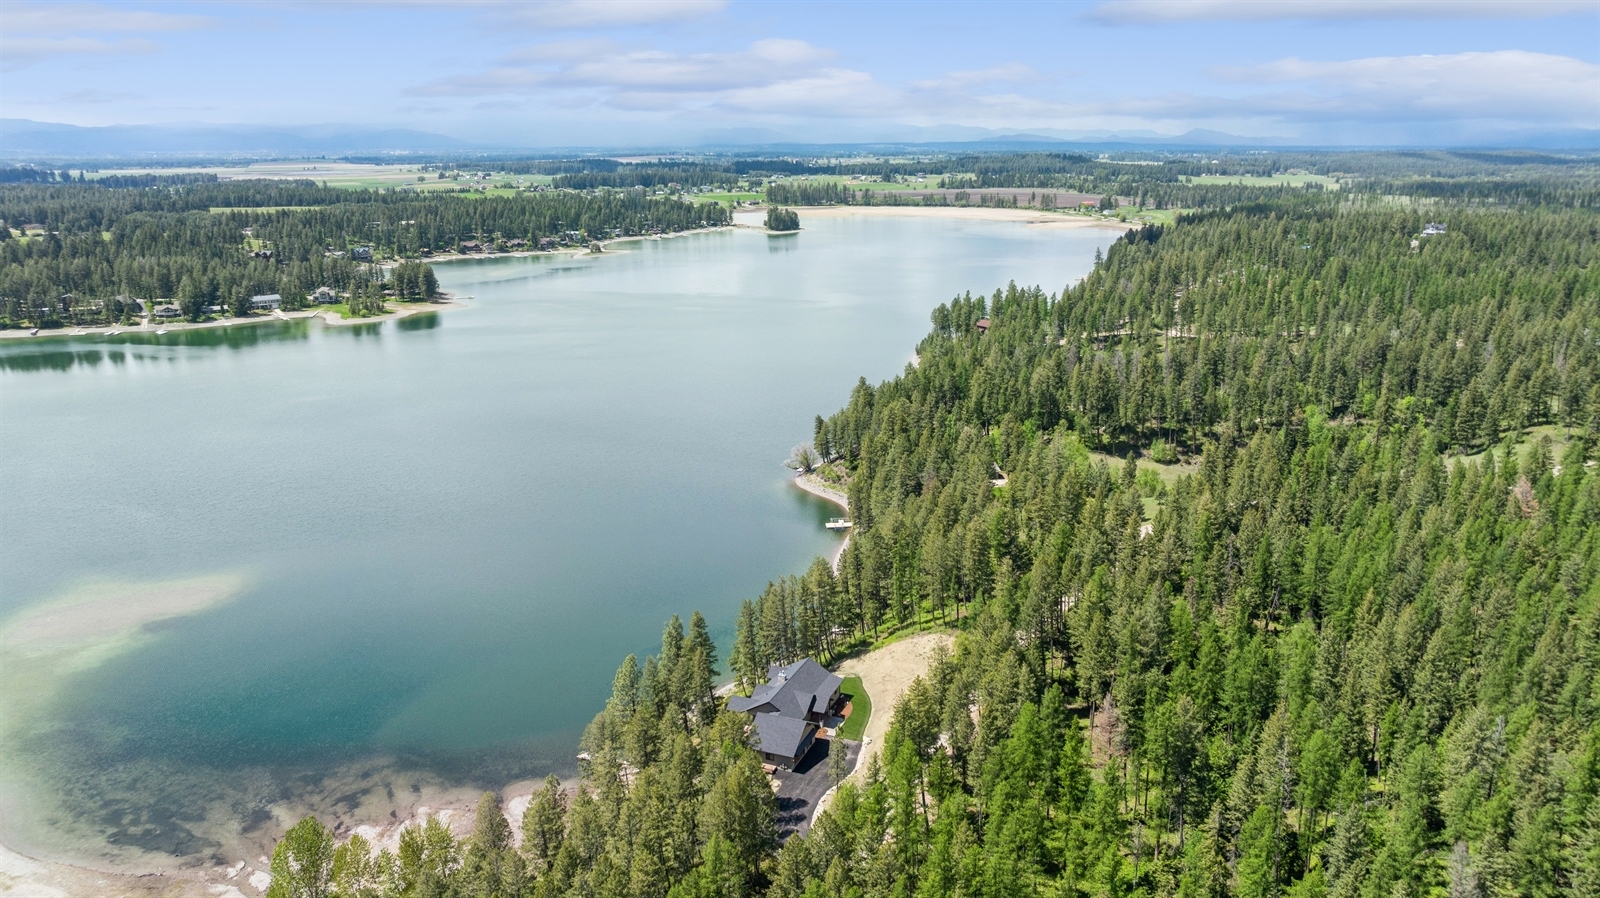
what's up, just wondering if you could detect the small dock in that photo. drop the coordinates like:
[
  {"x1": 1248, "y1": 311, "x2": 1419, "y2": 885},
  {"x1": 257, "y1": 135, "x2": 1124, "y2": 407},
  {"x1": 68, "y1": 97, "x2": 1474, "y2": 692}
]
[{"x1": 825, "y1": 518, "x2": 853, "y2": 530}]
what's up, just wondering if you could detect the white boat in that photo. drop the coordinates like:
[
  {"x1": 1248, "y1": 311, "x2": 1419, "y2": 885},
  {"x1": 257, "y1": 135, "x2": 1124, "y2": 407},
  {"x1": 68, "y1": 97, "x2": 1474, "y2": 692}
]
[
  {"x1": 155, "y1": 328, "x2": 169, "y2": 335},
  {"x1": 29, "y1": 328, "x2": 39, "y2": 335},
  {"x1": 825, "y1": 518, "x2": 853, "y2": 530}
]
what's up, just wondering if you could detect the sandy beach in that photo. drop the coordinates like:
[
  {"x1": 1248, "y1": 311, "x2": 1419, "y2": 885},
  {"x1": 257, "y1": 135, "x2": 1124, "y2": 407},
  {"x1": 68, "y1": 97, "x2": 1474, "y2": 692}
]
[{"x1": 792, "y1": 472, "x2": 850, "y2": 571}]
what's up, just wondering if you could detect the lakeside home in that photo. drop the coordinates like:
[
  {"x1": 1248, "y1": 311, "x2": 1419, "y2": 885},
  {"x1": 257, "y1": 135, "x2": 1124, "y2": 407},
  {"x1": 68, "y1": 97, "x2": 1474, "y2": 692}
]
[{"x1": 728, "y1": 658, "x2": 842, "y2": 768}]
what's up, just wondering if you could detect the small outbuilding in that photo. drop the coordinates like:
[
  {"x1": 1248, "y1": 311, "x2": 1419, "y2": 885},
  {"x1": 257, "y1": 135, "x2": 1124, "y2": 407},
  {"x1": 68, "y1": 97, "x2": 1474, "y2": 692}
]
[{"x1": 975, "y1": 318, "x2": 991, "y2": 334}]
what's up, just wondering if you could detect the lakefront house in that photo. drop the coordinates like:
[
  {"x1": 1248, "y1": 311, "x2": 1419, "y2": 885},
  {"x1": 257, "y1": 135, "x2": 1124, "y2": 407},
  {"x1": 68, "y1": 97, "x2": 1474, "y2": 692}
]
[{"x1": 727, "y1": 658, "x2": 842, "y2": 769}]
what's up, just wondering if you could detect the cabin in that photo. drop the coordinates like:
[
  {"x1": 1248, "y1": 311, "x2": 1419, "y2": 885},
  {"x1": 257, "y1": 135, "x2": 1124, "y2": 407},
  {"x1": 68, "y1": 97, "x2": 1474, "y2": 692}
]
[
  {"x1": 153, "y1": 305, "x2": 182, "y2": 319},
  {"x1": 311, "y1": 287, "x2": 339, "y2": 305},
  {"x1": 728, "y1": 658, "x2": 843, "y2": 768},
  {"x1": 975, "y1": 318, "x2": 991, "y2": 334},
  {"x1": 351, "y1": 246, "x2": 373, "y2": 262},
  {"x1": 1421, "y1": 223, "x2": 1447, "y2": 236},
  {"x1": 459, "y1": 241, "x2": 484, "y2": 253},
  {"x1": 250, "y1": 293, "x2": 282, "y2": 310}
]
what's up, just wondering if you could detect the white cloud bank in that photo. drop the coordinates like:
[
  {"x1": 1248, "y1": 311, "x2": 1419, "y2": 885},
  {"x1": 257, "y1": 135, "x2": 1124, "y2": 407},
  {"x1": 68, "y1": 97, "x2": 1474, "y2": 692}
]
[
  {"x1": 1215, "y1": 51, "x2": 1600, "y2": 125},
  {"x1": 1088, "y1": 0, "x2": 1599, "y2": 23},
  {"x1": 0, "y1": 2, "x2": 208, "y2": 70},
  {"x1": 406, "y1": 37, "x2": 1599, "y2": 141}
]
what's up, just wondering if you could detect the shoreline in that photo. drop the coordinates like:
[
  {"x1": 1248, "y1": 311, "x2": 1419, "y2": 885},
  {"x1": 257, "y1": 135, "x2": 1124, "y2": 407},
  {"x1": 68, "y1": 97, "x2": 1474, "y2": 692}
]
[
  {"x1": 748, "y1": 204, "x2": 1139, "y2": 230},
  {"x1": 0, "y1": 296, "x2": 466, "y2": 341},
  {"x1": 424, "y1": 224, "x2": 734, "y2": 265},
  {"x1": 791, "y1": 472, "x2": 850, "y2": 572},
  {"x1": 0, "y1": 208, "x2": 1105, "y2": 895}
]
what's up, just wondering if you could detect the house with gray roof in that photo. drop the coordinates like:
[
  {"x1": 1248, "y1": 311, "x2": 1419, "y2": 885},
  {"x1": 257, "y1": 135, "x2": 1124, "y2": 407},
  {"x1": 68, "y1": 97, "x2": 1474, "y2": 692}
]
[{"x1": 728, "y1": 658, "x2": 842, "y2": 768}]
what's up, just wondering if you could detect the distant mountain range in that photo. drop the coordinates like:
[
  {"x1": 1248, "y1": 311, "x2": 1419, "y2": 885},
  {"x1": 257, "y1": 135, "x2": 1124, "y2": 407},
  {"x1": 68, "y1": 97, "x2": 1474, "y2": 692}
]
[
  {"x1": 0, "y1": 119, "x2": 465, "y2": 157},
  {"x1": 1, "y1": 118, "x2": 1594, "y2": 160}
]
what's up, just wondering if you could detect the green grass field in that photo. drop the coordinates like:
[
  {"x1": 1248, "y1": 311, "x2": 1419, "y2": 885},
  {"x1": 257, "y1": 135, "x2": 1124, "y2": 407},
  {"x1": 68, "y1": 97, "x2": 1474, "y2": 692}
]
[
  {"x1": 836, "y1": 675, "x2": 871, "y2": 741},
  {"x1": 699, "y1": 191, "x2": 764, "y2": 207}
]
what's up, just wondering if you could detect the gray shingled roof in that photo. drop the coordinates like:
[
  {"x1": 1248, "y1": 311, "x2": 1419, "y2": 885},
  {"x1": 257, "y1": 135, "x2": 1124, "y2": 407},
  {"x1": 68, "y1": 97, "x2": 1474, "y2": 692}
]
[
  {"x1": 751, "y1": 712, "x2": 816, "y2": 760},
  {"x1": 728, "y1": 658, "x2": 841, "y2": 721}
]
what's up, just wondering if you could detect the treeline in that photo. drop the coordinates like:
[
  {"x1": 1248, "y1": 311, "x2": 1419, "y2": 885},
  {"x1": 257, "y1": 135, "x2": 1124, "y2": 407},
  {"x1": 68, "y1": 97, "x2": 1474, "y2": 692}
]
[
  {"x1": 266, "y1": 613, "x2": 785, "y2": 898},
  {"x1": 762, "y1": 176, "x2": 1334, "y2": 212},
  {"x1": 265, "y1": 190, "x2": 1598, "y2": 898},
  {"x1": 555, "y1": 167, "x2": 743, "y2": 191},
  {"x1": 0, "y1": 181, "x2": 728, "y2": 326}
]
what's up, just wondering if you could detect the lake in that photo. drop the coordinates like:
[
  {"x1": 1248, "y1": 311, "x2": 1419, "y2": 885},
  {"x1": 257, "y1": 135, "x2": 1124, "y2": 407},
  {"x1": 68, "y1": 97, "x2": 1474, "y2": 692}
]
[{"x1": 0, "y1": 211, "x2": 1119, "y2": 868}]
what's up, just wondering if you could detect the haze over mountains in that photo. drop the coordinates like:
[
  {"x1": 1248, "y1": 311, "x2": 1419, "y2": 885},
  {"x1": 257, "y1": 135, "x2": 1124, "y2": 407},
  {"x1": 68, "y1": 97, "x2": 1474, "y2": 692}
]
[{"x1": 4, "y1": 118, "x2": 1597, "y2": 159}]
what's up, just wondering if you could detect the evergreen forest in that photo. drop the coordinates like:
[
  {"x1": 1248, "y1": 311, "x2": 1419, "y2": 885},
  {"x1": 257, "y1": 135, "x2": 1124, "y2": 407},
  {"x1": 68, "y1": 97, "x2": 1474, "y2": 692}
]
[
  {"x1": 0, "y1": 179, "x2": 729, "y2": 326},
  {"x1": 150, "y1": 159, "x2": 1600, "y2": 898}
]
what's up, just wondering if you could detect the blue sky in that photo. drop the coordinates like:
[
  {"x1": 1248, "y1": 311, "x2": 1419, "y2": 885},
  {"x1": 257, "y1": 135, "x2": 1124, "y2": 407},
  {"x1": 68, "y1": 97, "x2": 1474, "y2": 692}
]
[{"x1": 2, "y1": 0, "x2": 1597, "y2": 146}]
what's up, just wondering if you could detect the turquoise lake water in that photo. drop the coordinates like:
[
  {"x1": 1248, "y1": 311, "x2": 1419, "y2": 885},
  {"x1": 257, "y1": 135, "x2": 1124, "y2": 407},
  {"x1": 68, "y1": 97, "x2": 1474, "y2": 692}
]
[{"x1": 0, "y1": 213, "x2": 1118, "y2": 865}]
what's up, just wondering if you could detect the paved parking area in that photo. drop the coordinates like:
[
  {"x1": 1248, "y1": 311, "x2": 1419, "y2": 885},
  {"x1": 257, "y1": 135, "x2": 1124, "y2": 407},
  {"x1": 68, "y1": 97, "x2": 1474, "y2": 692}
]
[{"x1": 773, "y1": 736, "x2": 860, "y2": 838}]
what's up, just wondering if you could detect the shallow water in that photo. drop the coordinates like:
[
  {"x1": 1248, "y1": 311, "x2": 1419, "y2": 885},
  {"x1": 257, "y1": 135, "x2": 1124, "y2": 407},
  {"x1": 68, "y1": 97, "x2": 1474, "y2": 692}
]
[{"x1": 0, "y1": 214, "x2": 1118, "y2": 865}]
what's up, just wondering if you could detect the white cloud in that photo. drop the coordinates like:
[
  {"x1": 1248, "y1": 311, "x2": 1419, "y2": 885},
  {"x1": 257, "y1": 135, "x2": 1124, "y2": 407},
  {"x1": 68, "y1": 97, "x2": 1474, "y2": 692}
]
[
  {"x1": 0, "y1": 2, "x2": 206, "y2": 70},
  {"x1": 1088, "y1": 0, "x2": 1599, "y2": 23},
  {"x1": 4, "y1": 2, "x2": 210, "y2": 35},
  {"x1": 500, "y1": 0, "x2": 726, "y2": 28},
  {"x1": 0, "y1": 37, "x2": 160, "y2": 72},
  {"x1": 1214, "y1": 51, "x2": 1600, "y2": 124},
  {"x1": 334, "y1": 0, "x2": 725, "y2": 29},
  {"x1": 410, "y1": 38, "x2": 840, "y2": 99}
]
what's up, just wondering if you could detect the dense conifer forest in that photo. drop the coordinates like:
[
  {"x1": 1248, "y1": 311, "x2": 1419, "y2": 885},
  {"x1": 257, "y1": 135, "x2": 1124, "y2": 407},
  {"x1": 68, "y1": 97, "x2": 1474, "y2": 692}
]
[
  {"x1": 39, "y1": 154, "x2": 1596, "y2": 898},
  {"x1": 0, "y1": 179, "x2": 729, "y2": 326}
]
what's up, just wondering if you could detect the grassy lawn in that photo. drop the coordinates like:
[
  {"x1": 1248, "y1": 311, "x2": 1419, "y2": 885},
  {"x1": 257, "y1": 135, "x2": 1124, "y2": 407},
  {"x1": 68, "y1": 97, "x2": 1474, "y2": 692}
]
[
  {"x1": 1122, "y1": 207, "x2": 1190, "y2": 226},
  {"x1": 318, "y1": 302, "x2": 391, "y2": 319},
  {"x1": 1450, "y1": 424, "x2": 1581, "y2": 470},
  {"x1": 836, "y1": 675, "x2": 871, "y2": 741},
  {"x1": 700, "y1": 191, "x2": 764, "y2": 207},
  {"x1": 1088, "y1": 450, "x2": 1201, "y2": 485}
]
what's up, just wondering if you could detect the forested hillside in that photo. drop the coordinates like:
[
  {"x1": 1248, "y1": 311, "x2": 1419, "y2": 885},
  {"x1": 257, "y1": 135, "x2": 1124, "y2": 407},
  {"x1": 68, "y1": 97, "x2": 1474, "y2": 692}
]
[{"x1": 270, "y1": 189, "x2": 1597, "y2": 898}]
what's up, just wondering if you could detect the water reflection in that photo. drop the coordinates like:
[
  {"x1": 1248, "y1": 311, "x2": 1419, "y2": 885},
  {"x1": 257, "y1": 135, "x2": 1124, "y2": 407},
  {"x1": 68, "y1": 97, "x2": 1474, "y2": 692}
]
[
  {"x1": 397, "y1": 312, "x2": 440, "y2": 331},
  {"x1": 0, "y1": 320, "x2": 322, "y2": 373}
]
